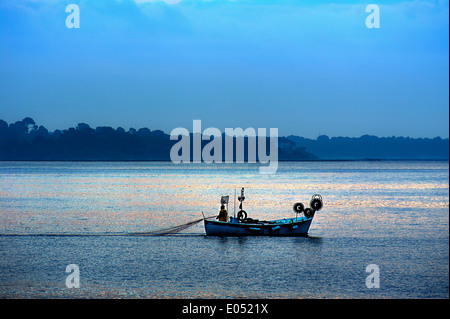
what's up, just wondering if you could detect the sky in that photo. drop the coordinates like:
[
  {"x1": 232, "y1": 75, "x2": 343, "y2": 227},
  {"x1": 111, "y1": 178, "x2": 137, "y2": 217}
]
[{"x1": 0, "y1": 0, "x2": 448, "y2": 138}]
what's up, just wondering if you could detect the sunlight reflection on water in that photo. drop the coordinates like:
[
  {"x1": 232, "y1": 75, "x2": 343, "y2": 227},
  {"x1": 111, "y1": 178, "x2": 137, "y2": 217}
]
[
  {"x1": 1, "y1": 161, "x2": 447, "y2": 236},
  {"x1": 0, "y1": 161, "x2": 448, "y2": 298}
]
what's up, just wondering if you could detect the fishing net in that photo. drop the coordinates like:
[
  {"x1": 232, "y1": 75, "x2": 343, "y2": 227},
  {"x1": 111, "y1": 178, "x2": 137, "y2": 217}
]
[
  {"x1": 129, "y1": 215, "x2": 216, "y2": 236},
  {"x1": 0, "y1": 216, "x2": 216, "y2": 237}
]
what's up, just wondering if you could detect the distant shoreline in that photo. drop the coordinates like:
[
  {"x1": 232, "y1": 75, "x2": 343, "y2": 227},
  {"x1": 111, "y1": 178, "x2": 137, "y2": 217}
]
[{"x1": 1, "y1": 118, "x2": 448, "y2": 162}]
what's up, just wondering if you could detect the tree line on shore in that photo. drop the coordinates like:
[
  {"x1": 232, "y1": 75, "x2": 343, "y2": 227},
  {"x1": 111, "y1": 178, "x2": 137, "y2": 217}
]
[
  {"x1": 0, "y1": 117, "x2": 316, "y2": 161},
  {"x1": 0, "y1": 117, "x2": 448, "y2": 161}
]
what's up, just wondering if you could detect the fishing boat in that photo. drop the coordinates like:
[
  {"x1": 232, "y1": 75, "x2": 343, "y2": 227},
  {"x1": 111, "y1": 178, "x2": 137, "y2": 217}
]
[{"x1": 204, "y1": 188, "x2": 323, "y2": 236}]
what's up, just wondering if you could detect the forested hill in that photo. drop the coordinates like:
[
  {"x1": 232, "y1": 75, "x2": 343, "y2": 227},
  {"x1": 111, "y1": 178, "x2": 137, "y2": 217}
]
[
  {"x1": 0, "y1": 117, "x2": 316, "y2": 161},
  {"x1": 0, "y1": 117, "x2": 448, "y2": 161},
  {"x1": 287, "y1": 135, "x2": 449, "y2": 160}
]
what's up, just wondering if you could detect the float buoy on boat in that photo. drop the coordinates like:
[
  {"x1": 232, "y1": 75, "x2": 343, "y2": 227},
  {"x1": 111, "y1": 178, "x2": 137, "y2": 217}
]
[
  {"x1": 303, "y1": 208, "x2": 314, "y2": 219},
  {"x1": 237, "y1": 210, "x2": 247, "y2": 221},
  {"x1": 310, "y1": 194, "x2": 323, "y2": 212},
  {"x1": 293, "y1": 202, "x2": 305, "y2": 214}
]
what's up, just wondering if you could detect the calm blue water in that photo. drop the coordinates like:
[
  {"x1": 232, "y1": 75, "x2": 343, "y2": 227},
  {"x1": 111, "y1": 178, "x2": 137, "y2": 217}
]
[{"x1": 0, "y1": 161, "x2": 448, "y2": 298}]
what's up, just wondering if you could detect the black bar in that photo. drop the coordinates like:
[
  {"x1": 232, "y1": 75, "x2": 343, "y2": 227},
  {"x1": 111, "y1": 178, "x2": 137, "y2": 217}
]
[{"x1": 1, "y1": 299, "x2": 448, "y2": 318}]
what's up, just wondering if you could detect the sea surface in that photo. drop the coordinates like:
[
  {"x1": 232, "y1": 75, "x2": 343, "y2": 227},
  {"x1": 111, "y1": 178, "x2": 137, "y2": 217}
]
[{"x1": 0, "y1": 161, "x2": 448, "y2": 299}]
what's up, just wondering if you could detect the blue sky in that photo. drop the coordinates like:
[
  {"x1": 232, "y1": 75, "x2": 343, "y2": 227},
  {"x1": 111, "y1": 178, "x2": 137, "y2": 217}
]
[{"x1": 0, "y1": 0, "x2": 448, "y2": 138}]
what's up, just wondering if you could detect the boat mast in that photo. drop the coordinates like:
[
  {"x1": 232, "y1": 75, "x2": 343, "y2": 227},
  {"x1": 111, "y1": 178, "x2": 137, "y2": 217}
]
[{"x1": 234, "y1": 189, "x2": 236, "y2": 218}]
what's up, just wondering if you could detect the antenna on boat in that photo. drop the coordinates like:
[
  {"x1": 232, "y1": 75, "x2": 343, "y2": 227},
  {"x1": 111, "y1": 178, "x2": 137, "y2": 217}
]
[
  {"x1": 234, "y1": 189, "x2": 236, "y2": 218},
  {"x1": 238, "y1": 187, "x2": 245, "y2": 211}
]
